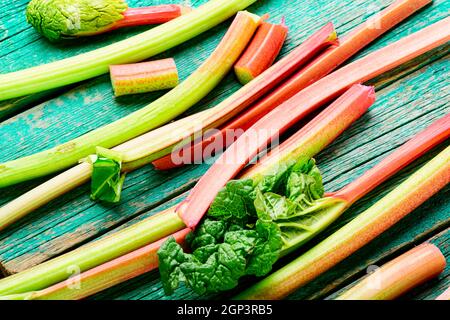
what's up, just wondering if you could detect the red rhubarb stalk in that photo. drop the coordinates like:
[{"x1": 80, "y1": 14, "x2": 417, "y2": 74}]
[
  {"x1": 177, "y1": 17, "x2": 450, "y2": 229},
  {"x1": 113, "y1": 5, "x2": 192, "y2": 29},
  {"x1": 110, "y1": 58, "x2": 179, "y2": 96},
  {"x1": 336, "y1": 243, "x2": 446, "y2": 300},
  {"x1": 236, "y1": 146, "x2": 450, "y2": 300},
  {"x1": 234, "y1": 18, "x2": 289, "y2": 84},
  {"x1": 152, "y1": 0, "x2": 432, "y2": 170}
]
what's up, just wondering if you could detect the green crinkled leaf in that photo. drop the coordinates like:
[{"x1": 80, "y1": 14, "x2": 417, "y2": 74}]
[
  {"x1": 26, "y1": 0, "x2": 127, "y2": 41},
  {"x1": 159, "y1": 155, "x2": 328, "y2": 295},
  {"x1": 246, "y1": 221, "x2": 283, "y2": 276},
  {"x1": 208, "y1": 179, "x2": 256, "y2": 225},
  {"x1": 158, "y1": 237, "x2": 192, "y2": 296}
]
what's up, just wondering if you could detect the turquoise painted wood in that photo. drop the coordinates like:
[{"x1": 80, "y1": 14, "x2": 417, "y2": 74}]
[{"x1": 0, "y1": 0, "x2": 449, "y2": 300}]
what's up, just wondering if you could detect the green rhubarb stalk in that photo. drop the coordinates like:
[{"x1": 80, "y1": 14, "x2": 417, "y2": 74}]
[
  {"x1": 0, "y1": 84, "x2": 370, "y2": 295},
  {"x1": 0, "y1": 229, "x2": 191, "y2": 300},
  {"x1": 0, "y1": 10, "x2": 261, "y2": 188},
  {"x1": 0, "y1": 208, "x2": 185, "y2": 295},
  {"x1": 336, "y1": 243, "x2": 446, "y2": 300},
  {"x1": 235, "y1": 146, "x2": 450, "y2": 300},
  {"x1": 0, "y1": 0, "x2": 258, "y2": 101}
]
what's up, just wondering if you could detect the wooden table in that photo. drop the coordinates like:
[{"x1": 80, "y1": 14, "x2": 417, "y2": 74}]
[{"x1": 0, "y1": 0, "x2": 448, "y2": 300}]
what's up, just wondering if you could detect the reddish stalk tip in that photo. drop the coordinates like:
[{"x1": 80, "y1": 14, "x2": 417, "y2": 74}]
[
  {"x1": 114, "y1": 4, "x2": 191, "y2": 29},
  {"x1": 234, "y1": 20, "x2": 289, "y2": 84}
]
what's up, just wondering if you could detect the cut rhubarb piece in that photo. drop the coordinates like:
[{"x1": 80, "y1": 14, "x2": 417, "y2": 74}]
[
  {"x1": 152, "y1": 0, "x2": 432, "y2": 170},
  {"x1": 110, "y1": 58, "x2": 179, "y2": 96},
  {"x1": 177, "y1": 16, "x2": 450, "y2": 230},
  {"x1": 436, "y1": 287, "x2": 450, "y2": 300},
  {"x1": 234, "y1": 18, "x2": 289, "y2": 84},
  {"x1": 336, "y1": 243, "x2": 446, "y2": 300}
]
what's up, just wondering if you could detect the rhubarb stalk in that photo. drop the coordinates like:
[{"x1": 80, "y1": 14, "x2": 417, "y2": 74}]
[
  {"x1": 0, "y1": 10, "x2": 261, "y2": 188},
  {"x1": 236, "y1": 146, "x2": 450, "y2": 300},
  {"x1": 152, "y1": 0, "x2": 433, "y2": 170},
  {"x1": 0, "y1": 84, "x2": 373, "y2": 295},
  {"x1": 335, "y1": 243, "x2": 446, "y2": 300},
  {"x1": 110, "y1": 58, "x2": 179, "y2": 96},
  {"x1": 234, "y1": 18, "x2": 289, "y2": 84},
  {"x1": 177, "y1": 16, "x2": 450, "y2": 230},
  {"x1": 26, "y1": 1, "x2": 191, "y2": 41},
  {"x1": 0, "y1": 0, "x2": 258, "y2": 100},
  {"x1": 1, "y1": 229, "x2": 190, "y2": 300}
]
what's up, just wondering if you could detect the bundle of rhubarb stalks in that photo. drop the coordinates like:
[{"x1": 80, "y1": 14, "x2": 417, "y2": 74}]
[{"x1": 0, "y1": 0, "x2": 449, "y2": 300}]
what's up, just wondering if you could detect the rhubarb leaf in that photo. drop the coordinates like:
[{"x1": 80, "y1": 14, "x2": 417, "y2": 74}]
[
  {"x1": 246, "y1": 221, "x2": 283, "y2": 276},
  {"x1": 208, "y1": 179, "x2": 256, "y2": 225},
  {"x1": 158, "y1": 156, "x2": 325, "y2": 295},
  {"x1": 158, "y1": 237, "x2": 192, "y2": 296},
  {"x1": 26, "y1": 0, "x2": 127, "y2": 41},
  {"x1": 90, "y1": 147, "x2": 126, "y2": 203}
]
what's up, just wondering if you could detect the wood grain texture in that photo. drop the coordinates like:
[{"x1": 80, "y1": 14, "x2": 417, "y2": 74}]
[{"x1": 0, "y1": 0, "x2": 448, "y2": 299}]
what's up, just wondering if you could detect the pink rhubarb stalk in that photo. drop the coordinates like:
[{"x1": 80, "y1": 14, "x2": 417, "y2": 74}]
[
  {"x1": 152, "y1": 0, "x2": 432, "y2": 171},
  {"x1": 234, "y1": 18, "x2": 289, "y2": 84},
  {"x1": 336, "y1": 243, "x2": 446, "y2": 300},
  {"x1": 112, "y1": 4, "x2": 191, "y2": 29},
  {"x1": 236, "y1": 146, "x2": 450, "y2": 300},
  {"x1": 110, "y1": 58, "x2": 179, "y2": 96},
  {"x1": 177, "y1": 17, "x2": 450, "y2": 229}
]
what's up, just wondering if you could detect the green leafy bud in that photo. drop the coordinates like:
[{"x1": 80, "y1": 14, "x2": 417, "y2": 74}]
[{"x1": 26, "y1": 0, "x2": 128, "y2": 41}]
